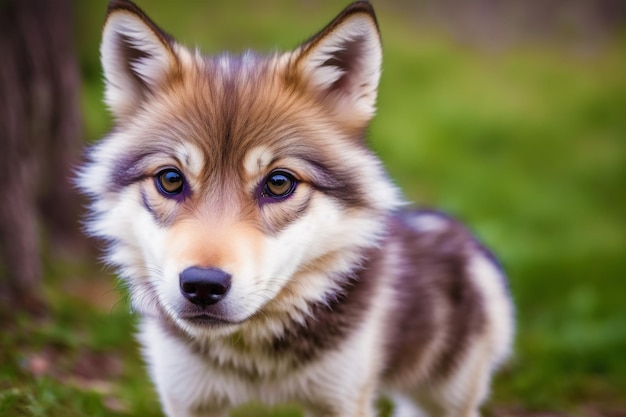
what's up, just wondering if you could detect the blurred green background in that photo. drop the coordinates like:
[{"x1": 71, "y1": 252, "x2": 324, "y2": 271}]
[{"x1": 2, "y1": 0, "x2": 625, "y2": 416}]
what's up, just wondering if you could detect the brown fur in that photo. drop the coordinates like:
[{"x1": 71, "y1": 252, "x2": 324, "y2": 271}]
[{"x1": 81, "y1": 2, "x2": 513, "y2": 416}]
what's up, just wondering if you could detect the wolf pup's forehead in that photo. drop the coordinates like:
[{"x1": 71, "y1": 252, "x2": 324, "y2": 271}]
[
  {"x1": 90, "y1": 1, "x2": 394, "y2": 213},
  {"x1": 101, "y1": 0, "x2": 381, "y2": 130}
]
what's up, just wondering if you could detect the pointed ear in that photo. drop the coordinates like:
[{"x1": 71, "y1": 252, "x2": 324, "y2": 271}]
[
  {"x1": 292, "y1": 1, "x2": 382, "y2": 126},
  {"x1": 100, "y1": 0, "x2": 178, "y2": 120}
]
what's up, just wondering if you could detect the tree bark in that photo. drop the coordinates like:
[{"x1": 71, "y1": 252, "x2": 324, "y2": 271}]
[{"x1": 0, "y1": 0, "x2": 82, "y2": 314}]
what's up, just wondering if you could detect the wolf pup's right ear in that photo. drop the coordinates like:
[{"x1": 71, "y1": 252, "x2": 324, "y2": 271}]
[{"x1": 100, "y1": 0, "x2": 179, "y2": 121}]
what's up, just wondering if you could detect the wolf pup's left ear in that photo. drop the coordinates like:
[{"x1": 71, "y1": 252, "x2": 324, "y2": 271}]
[
  {"x1": 100, "y1": 0, "x2": 179, "y2": 120},
  {"x1": 291, "y1": 1, "x2": 382, "y2": 127}
]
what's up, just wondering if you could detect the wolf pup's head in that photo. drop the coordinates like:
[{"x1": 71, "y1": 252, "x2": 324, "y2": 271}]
[{"x1": 79, "y1": 0, "x2": 401, "y2": 338}]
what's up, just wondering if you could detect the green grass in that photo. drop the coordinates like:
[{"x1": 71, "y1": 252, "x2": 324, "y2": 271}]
[{"x1": 2, "y1": 1, "x2": 624, "y2": 416}]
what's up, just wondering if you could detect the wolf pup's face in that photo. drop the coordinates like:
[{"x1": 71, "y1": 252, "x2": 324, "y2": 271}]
[{"x1": 80, "y1": 1, "x2": 400, "y2": 337}]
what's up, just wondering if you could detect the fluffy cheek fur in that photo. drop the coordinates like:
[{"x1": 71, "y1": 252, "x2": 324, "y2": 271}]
[{"x1": 85, "y1": 183, "x2": 171, "y2": 316}]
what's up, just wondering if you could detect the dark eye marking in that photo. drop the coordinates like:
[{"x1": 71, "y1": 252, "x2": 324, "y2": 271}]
[
  {"x1": 260, "y1": 170, "x2": 297, "y2": 202},
  {"x1": 155, "y1": 168, "x2": 185, "y2": 197}
]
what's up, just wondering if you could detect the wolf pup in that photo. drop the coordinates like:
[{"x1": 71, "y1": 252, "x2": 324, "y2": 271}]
[{"x1": 79, "y1": 1, "x2": 514, "y2": 416}]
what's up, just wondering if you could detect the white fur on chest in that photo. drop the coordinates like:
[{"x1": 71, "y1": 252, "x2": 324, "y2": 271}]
[{"x1": 138, "y1": 281, "x2": 391, "y2": 415}]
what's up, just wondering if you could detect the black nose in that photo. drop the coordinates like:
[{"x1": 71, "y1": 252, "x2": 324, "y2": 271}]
[{"x1": 179, "y1": 267, "x2": 231, "y2": 306}]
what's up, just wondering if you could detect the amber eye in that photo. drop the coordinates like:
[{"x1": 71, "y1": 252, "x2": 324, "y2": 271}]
[
  {"x1": 263, "y1": 171, "x2": 296, "y2": 199},
  {"x1": 156, "y1": 169, "x2": 184, "y2": 196}
]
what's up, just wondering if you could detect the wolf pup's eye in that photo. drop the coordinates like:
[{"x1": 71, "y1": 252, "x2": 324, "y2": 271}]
[
  {"x1": 156, "y1": 169, "x2": 184, "y2": 196},
  {"x1": 263, "y1": 171, "x2": 296, "y2": 199}
]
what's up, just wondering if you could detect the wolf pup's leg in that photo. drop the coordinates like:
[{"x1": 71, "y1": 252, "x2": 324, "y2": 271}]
[
  {"x1": 384, "y1": 213, "x2": 513, "y2": 417},
  {"x1": 435, "y1": 253, "x2": 513, "y2": 417},
  {"x1": 389, "y1": 393, "x2": 429, "y2": 417},
  {"x1": 411, "y1": 253, "x2": 512, "y2": 417},
  {"x1": 389, "y1": 340, "x2": 501, "y2": 417},
  {"x1": 428, "y1": 341, "x2": 497, "y2": 417}
]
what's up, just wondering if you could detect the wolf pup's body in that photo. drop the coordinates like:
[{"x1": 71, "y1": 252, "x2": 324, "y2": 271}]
[{"x1": 79, "y1": 1, "x2": 514, "y2": 416}]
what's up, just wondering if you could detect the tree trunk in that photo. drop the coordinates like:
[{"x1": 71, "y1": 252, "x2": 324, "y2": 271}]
[{"x1": 0, "y1": 0, "x2": 82, "y2": 314}]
